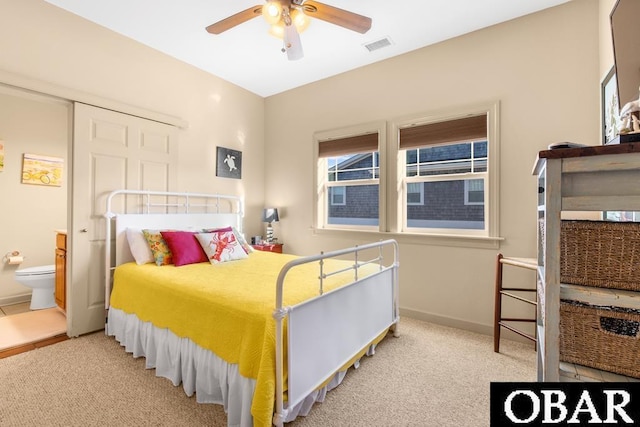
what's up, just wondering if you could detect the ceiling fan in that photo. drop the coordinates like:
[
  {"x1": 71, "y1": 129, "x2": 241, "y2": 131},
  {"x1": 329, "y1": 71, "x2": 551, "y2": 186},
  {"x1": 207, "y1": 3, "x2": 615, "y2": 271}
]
[{"x1": 205, "y1": 0, "x2": 372, "y2": 61}]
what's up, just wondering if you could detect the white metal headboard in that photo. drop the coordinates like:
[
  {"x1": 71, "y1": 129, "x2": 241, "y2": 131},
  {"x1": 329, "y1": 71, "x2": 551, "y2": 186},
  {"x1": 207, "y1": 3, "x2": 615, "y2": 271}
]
[{"x1": 104, "y1": 190, "x2": 244, "y2": 310}]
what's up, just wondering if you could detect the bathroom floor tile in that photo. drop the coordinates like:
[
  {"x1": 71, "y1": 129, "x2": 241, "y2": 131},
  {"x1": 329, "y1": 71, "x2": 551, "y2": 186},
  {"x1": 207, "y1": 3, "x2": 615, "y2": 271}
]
[
  {"x1": 1, "y1": 302, "x2": 31, "y2": 315},
  {"x1": 0, "y1": 308, "x2": 67, "y2": 352}
]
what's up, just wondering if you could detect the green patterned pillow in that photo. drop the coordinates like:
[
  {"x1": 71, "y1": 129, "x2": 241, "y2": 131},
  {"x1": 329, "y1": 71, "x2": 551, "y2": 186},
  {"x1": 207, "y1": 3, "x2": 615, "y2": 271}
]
[{"x1": 142, "y1": 229, "x2": 173, "y2": 266}]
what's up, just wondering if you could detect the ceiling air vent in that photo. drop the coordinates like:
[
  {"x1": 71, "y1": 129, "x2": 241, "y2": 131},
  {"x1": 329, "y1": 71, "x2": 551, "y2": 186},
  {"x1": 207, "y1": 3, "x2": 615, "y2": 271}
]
[{"x1": 364, "y1": 37, "x2": 393, "y2": 52}]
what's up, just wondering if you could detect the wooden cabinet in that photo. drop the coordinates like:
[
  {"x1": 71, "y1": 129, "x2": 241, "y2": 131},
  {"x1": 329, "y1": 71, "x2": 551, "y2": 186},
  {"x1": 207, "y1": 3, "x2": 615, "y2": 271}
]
[
  {"x1": 533, "y1": 144, "x2": 640, "y2": 381},
  {"x1": 252, "y1": 243, "x2": 283, "y2": 254},
  {"x1": 55, "y1": 231, "x2": 67, "y2": 311}
]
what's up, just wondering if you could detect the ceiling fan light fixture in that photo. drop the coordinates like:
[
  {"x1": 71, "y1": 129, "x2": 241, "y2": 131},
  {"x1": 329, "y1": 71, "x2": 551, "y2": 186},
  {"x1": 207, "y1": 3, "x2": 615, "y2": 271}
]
[
  {"x1": 291, "y1": 9, "x2": 310, "y2": 33},
  {"x1": 205, "y1": 1, "x2": 371, "y2": 61},
  {"x1": 262, "y1": 1, "x2": 282, "y2": 25},
  {"x1": 269, "y1": 24, "x2": 285, "y2": 39}
]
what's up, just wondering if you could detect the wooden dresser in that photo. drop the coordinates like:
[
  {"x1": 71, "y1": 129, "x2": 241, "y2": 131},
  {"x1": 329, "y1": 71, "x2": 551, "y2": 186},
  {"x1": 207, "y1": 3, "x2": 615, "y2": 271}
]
[{"x1": 533, "y1": 143, "x2": 640, "y2": 381}]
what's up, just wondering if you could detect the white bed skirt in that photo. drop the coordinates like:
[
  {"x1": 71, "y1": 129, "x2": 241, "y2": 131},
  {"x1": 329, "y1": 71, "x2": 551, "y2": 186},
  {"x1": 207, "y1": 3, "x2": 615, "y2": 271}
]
[{"x1": 107, "y1": 308, "x2": 371, "y2": 426}]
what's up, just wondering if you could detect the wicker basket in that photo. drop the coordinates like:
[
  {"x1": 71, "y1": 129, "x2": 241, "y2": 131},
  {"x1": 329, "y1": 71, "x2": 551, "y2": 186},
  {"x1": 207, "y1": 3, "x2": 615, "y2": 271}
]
[
  {"x1": 560, "y1": 220, "x2": 640, "y2": 291},
  {"x1": 560, "y1": 300, "x2": 640, "y2": 378}
]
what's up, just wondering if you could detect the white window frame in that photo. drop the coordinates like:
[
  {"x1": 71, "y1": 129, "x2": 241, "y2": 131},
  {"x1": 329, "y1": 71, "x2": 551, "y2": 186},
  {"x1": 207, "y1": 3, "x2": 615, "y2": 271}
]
[
  {"x1": 313, "y1": 121, "x2": 386, "y2": 232},
  {"x1": 312, "y1": 102, "x2": 500, "y2": 249},
  {"x1": 401, "y1": 171, "x2": 488, "y2": 235},
  {"x1": 391, "y1": 101, "x2": 500, "y2": 243}
]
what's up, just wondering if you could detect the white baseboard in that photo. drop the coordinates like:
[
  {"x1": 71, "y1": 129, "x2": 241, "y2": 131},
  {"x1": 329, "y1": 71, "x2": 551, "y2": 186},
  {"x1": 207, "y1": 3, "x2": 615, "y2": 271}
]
[
  {"x1": 0, "y1": 292, "x2": 31, "y2": 307},
  {"x1": 399, "y1": 307, "x2": 534, "y2": 345}
]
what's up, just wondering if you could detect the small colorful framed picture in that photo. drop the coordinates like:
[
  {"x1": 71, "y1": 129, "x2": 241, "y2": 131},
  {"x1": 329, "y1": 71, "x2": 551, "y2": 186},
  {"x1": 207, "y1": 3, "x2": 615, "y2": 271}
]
[{"x1": 21, "y1": 153, "x2": 63, "y2": 186}]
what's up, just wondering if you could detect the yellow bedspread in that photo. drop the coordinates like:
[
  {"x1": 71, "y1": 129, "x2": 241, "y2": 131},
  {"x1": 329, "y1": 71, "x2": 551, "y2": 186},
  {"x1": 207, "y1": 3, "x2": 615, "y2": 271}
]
[{"x1": 110, "y1": 251, "x2": 380, "y2": 427}]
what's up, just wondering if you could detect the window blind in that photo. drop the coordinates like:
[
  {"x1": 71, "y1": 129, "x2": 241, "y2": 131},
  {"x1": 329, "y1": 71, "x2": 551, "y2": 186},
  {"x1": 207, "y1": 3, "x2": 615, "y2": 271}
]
[
  {"x1": 399, "y1": 114, "x2": 487, "y2": 150},
  {"x1": 318, "y1": 132, "x2": 378, "y2": 158}
]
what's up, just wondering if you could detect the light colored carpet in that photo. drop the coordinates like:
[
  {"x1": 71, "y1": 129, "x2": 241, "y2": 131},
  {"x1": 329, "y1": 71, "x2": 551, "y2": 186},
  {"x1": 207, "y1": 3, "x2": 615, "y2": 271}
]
[
  {"x1": 0, "y1": 308, "x2": 66, "y2": 351},
  {"x1": 0, "y1": 316, "x2": 535, "y2": 426}
]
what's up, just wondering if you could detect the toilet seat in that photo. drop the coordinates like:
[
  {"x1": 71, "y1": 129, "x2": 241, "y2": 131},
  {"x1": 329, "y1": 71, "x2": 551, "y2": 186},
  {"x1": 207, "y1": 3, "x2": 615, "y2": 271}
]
[
  {"x1": 15, "y1": 265, "x2": 55, "y2": 277},
  {"x1": 14, "y1": 264, "x2": 57, "y2": 310}
]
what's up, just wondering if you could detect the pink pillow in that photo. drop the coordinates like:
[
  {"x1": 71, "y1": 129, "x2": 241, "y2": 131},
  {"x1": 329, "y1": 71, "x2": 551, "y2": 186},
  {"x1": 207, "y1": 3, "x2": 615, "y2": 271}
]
[{"x1": 160, "y1": 231, "x2": 208, "y2": 266}]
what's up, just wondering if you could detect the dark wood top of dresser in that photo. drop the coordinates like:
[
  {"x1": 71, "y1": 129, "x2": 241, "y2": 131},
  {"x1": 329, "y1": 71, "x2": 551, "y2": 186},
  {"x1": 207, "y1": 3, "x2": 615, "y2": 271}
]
[{"x1": 538, "y1": 142, "x2": 640, "y2": 160}]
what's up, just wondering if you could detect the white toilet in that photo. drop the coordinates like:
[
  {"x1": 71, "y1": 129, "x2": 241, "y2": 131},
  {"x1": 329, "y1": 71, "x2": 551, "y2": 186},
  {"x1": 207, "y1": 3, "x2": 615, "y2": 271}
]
[{"x1": 15, "y1": 265, "x2": 56, "y2": 310}]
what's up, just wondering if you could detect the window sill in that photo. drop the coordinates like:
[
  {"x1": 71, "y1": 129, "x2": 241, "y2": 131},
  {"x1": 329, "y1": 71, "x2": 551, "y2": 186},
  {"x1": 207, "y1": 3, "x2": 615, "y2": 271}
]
[{"x1": 311, "y1": 227, "x2": 503, "y2": 249}]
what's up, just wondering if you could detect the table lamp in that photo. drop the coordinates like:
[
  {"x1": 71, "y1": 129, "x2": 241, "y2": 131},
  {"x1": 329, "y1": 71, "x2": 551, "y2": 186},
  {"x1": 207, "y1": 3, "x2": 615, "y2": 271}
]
[{"x1": 262, "y1": 208, "x2": 279, "y2": 243}]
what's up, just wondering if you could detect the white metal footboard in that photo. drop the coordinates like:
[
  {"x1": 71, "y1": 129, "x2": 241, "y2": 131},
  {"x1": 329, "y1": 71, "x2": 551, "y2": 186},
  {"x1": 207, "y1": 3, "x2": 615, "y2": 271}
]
[{"x1": 272, "y1": 239, "x2": 399, "y2": 426}]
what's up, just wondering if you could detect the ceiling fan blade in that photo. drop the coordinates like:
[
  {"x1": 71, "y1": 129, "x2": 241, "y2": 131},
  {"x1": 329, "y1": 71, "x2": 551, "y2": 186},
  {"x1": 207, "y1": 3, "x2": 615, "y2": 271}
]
[
  {"x1": 302, "y1": 1, "x2": 371, "y2": 34},
  {"x1": 205, "y1": 5, "x2": 263, "y2": 35}
]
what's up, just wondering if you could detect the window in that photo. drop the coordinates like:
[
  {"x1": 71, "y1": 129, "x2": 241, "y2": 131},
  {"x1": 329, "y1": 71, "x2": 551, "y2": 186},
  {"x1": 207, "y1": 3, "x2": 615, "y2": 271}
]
[
  {"x1": 314, "y1": 122, "x2": 384, "y2": 229},
  {"x1": 330, "y1": 186, "x2": 346, "y2": 205},
  {"x1": 399, "y1": 113, "x2": 490, "y2": 234},
  {"x1": 465, "y1": 179, "x2": 484, "y2": 205},
  {"x1": 406, "y1": 182, "x2": 424, "y2": 205},
  {"x1": 313, "y1": 102, "x2": 499, "y2": 244}
]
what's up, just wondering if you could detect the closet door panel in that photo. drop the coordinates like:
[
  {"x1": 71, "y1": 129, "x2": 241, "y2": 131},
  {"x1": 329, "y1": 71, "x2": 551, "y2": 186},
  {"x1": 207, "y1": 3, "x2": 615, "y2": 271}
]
[{"x1": 70, "y1": 103, "x2": 178, "y2": 336}]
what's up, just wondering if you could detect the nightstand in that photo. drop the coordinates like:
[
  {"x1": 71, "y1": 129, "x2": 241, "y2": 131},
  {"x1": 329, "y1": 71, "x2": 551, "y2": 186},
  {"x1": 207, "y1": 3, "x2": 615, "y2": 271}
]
[{"x1": 252, "y1": 243, "x2": 283, "y2": 254}]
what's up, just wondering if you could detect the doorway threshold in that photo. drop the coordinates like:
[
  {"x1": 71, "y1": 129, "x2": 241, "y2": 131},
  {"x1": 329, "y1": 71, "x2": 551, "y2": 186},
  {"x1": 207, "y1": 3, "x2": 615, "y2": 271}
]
[{"x1": 0, "y1": 308, "x2": 67, "y2": 358}]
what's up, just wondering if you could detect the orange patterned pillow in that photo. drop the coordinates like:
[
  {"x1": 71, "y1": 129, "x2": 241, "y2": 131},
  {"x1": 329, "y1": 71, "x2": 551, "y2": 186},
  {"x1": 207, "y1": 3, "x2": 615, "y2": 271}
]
[{"x1": 142, "y1": 229, "x2": 173, "y2": 266}]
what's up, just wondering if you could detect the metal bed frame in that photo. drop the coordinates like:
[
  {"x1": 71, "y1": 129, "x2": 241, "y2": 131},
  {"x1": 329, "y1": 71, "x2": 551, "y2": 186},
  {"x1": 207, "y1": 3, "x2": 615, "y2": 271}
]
[{"x1": 103, "y1": 189, "x2": 400, "y2": 426}]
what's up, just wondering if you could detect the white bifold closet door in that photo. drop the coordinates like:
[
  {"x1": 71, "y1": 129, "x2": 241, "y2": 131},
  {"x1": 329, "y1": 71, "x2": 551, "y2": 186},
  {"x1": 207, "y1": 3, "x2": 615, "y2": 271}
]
[{"x1": 69, "y1": 102, "x2": 178, "y2": 336}]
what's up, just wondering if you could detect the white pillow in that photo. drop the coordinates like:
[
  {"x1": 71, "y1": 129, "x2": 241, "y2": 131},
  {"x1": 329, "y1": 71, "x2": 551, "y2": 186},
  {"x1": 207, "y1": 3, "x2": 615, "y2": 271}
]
[{"x1": 126, "y1": 228, "x2": 154, "y2": 265}]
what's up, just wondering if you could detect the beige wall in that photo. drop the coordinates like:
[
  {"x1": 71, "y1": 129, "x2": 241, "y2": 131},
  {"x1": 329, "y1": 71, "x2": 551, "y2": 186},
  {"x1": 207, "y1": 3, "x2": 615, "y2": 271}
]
[
  {"x1": 0, "y1": 89, "x2": 69, "y2": 302},
  {"x1": 264, "y1": 0, "x2": 601, "y2": 333},
  {"x1": 0, "y1": 0, "x2": 613, "y2": 337},
  {"x1": 0, "y1": 0, "x2": 265, "y2": 303}
]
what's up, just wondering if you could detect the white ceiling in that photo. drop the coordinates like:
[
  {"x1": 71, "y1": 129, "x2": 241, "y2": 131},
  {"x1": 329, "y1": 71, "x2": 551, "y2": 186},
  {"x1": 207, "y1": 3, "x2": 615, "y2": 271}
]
[{"x1": 44, "y1": 0, "x2": 570, "y2": 98}]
